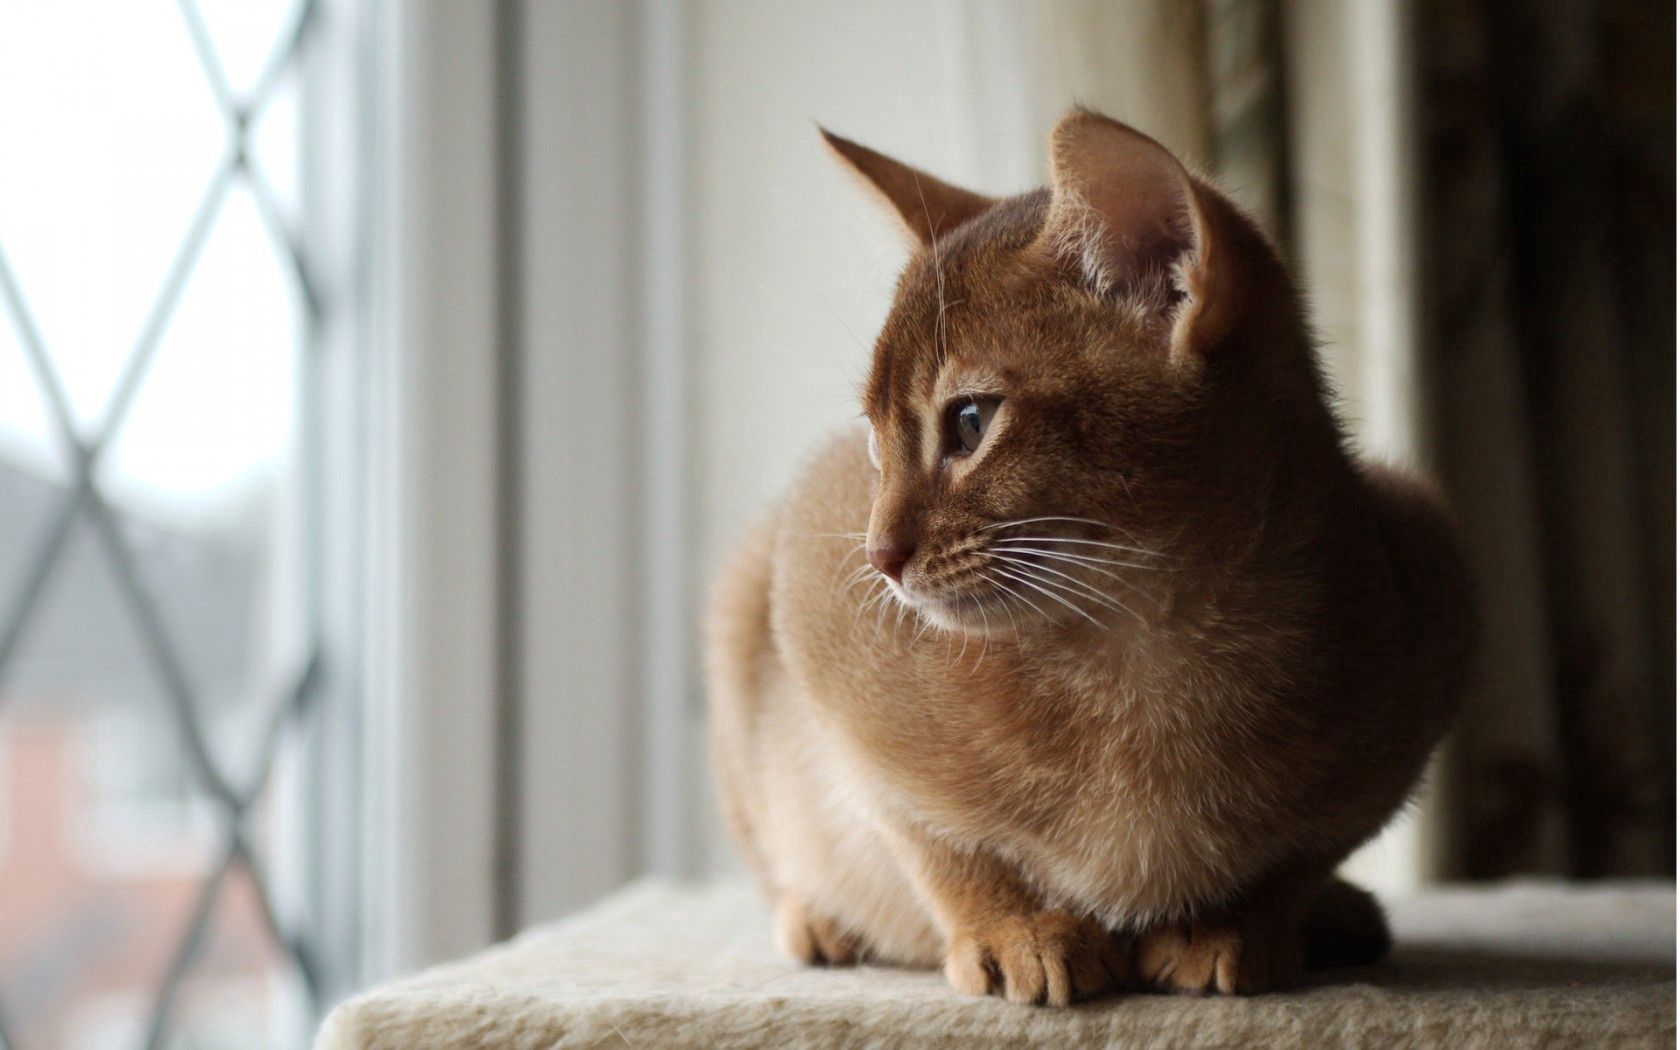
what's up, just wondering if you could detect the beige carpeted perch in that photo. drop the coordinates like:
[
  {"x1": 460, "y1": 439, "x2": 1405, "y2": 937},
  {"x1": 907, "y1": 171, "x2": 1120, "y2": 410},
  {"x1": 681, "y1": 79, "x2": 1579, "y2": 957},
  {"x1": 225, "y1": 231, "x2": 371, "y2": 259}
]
[{"x1": 318, "y1": 879, "x2": 1675, "y2": 1049}]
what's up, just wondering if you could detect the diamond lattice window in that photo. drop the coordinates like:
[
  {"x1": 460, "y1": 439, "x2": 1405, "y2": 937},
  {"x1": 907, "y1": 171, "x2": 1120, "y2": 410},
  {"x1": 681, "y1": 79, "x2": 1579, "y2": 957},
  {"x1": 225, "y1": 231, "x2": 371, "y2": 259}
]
[{"x1": 0, "y1": 2, "x2": 348, "y2": 1046}]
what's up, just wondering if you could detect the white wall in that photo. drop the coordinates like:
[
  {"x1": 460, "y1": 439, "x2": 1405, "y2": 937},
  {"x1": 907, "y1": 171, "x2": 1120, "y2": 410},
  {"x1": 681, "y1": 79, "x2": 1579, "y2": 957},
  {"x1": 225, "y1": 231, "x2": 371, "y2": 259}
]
[
  {"x1": 690, "y1": 2, "x2": 965, "y2": 580},
  {"x1": 515, "y1": 0, "x2": 643, "y2": 923},
  {"x1": 369, "y1": 0, "x2": 500, "y2": 972},
  {"x1": 373, "y1": 0, "x2": 651, "y2": 958}
]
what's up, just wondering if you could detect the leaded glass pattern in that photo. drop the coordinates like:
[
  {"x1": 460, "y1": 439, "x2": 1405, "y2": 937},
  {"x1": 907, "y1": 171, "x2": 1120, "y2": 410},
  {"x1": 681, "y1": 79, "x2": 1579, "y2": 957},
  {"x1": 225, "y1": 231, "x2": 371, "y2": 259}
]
[{"x1": 0, "y1": 2, "x2": 342, "y2": 1046}]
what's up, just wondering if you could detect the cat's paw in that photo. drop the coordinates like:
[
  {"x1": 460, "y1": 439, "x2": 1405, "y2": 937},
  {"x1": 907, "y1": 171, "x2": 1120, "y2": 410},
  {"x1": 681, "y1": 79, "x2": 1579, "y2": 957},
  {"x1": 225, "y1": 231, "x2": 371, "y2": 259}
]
[
  {"x1": 1135, "y1": 919, "x2": 1302, "y2": 995},
  {"x1": 944, "y1": 911, "x2": 1130, "y2": 1006},
  {"x1": 774, "y1": 895, "x2": 863, "y2": 966}
]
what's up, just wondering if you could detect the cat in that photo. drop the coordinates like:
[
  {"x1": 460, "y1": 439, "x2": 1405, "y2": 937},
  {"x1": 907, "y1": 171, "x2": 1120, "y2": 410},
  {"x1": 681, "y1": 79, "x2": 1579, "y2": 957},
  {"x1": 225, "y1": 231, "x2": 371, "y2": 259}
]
[{"x1": 706, "y1": 108, "x2": 1475, "y2": 1006}]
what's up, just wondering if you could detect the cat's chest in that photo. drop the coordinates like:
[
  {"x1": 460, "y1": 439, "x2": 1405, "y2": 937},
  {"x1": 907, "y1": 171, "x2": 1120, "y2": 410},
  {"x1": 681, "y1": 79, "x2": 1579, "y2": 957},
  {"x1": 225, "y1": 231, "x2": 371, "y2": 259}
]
[{"x1": 859, "y1": 642, "x2": 1224, "y2": 826}]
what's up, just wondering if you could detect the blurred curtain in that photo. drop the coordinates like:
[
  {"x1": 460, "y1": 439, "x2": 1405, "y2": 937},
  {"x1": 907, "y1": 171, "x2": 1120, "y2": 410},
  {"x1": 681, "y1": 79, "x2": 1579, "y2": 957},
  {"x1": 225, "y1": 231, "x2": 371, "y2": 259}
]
[
  {"x1": 1417, "y1": 0, "x2": 1675, "y2": 878},
  {"x1": 955, "y1": 0, "x2": 1674, "y2": 882}
]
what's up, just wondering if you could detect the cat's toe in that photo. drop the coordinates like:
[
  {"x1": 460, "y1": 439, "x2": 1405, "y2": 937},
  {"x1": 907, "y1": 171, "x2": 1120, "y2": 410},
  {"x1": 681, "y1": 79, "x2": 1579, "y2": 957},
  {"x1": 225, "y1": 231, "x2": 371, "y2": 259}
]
[
  {"x1": 774, "y1": 894, "x2": 862, "y2": 966},
  {"x1": 943, "y1": 932, "x2": 995, "y2": 997},
  {"x1": 945, "y1": 912, "x2": 1128, "y2": 1006},
  {"x1": 1137, "y1": 921, "x2": 1296, "y2": 995}
]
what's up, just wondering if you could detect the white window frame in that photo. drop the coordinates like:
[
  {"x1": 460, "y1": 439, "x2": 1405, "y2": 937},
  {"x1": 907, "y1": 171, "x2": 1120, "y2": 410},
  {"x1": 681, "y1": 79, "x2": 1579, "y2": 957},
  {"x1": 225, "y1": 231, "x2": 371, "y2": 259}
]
[
  {"x1": 359, "y1": 0, "x2": 502, "y2": 979},
  {"x1": 358, "y1": 0, "x2": 701, "y2": 981}
]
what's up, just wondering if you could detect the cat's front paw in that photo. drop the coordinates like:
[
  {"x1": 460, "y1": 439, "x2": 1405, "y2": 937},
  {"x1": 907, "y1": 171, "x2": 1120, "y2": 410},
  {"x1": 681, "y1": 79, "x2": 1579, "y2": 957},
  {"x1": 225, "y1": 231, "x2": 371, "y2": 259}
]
[
  {"x1": 944, "y1": 911, "x2": 1130, "y2": 1006},
  {"x1": 1135, "y1": 919, "x2": 1302, "y2": 995},
  {"x1": 774, "y1": 894, "x2": 863, "y2": 966}
]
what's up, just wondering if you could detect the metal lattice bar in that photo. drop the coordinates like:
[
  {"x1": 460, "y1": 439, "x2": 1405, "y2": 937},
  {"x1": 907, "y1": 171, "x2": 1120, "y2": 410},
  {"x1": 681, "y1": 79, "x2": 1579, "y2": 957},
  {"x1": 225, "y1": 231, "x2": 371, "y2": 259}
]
[
  {"x1": 0, "y1": 2, "x2": 335, "y2": 1045},
  {"x1": 173, "y1": 0, "x2": 238, "y2": 116},
  {"x1": 141, "y1": 840, "x2": 237, "y2": 1050},
  {"x1": 96, "y1": 156, "x2": 238, "y2": 452},
  {"x1": 0, "y1": 482, "x2": 81, "y2": 676},
  {"x1": 0, "y1": 245, "x2": 77, "y2": 437},
  {"x1": 240, "y1": 650, "x2": 324, "y2": 808},
  {"x1": 85, "y1": 493, "x2": 243, "y2": 807},
  {"x1": 239, "y1": 830, "x2": 324, "y2": 998},
  {"x1": 248, "y1": 161, "x2": 324, "y2": 318},
  {"x1": 0, "y1": 150, "x2": 233, "y2": 686}
]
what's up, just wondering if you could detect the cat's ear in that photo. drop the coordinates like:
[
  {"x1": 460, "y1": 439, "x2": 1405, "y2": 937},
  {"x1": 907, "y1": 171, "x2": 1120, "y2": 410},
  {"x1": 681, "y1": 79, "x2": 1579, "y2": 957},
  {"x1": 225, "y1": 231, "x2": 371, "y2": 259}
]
[
  {"x1": 1036, "y1": 109, "x2": 1236, "y2": 357},
  {"x1": 820, "y1": 128, "x2": 996, "y2": 247}
]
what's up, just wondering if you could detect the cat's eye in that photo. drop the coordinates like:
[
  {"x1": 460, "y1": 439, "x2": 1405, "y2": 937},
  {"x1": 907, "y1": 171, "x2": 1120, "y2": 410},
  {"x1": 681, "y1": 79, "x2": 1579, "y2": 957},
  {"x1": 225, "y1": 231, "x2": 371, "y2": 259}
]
[{"x1": 945, "y1": 397, "x2": 1000, "y2": 457}]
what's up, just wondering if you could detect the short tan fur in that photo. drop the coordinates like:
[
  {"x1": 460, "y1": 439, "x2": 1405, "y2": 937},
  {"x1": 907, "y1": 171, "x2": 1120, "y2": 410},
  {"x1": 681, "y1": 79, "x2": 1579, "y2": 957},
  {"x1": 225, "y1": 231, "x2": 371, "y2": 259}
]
[{"x1": 707, "y1": 109, "x2": 1475, "y2": 1005}]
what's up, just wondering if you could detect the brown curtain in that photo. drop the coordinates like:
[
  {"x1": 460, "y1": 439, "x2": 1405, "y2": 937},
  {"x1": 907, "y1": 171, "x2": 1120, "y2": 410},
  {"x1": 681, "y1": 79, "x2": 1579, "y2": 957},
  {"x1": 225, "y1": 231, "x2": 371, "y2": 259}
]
[
  {"x1": 1201, "y1": 0, "x2": 1293, "y2": 253},
  {"x1": 1418, "y1": 0, "x2": 1675, "y2": 878}
]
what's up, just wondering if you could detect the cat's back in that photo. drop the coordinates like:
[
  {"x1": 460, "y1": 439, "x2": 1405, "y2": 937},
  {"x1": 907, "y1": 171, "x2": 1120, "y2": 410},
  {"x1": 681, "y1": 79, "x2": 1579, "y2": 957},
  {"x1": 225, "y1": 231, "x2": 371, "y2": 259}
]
[
  {"x1": 776, "y1": 421, "x2": 877, "y2": 554},
  {"x1": 704, "y1": 426, "x2": 868, "y2": 882},
  {"x1": 706, "y1": 422, "x2": 874, "y2": 699},
  {"x1": 1355, "y1": 462, "x2": 1478, "y2": 714},
  {"x1": 767, "y1": 422, "x2": 882, "y2": 650},
  {"x1": 704, "y1": 423, "x2": 877, "y2": 775}
]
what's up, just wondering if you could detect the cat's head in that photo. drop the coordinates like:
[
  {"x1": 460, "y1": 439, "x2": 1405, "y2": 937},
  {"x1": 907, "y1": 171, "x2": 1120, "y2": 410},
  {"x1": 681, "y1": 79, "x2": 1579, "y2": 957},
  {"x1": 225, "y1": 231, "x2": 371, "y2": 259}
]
[{"x1": 825, "y1": 108, "x2": 1334, "y2": 635}]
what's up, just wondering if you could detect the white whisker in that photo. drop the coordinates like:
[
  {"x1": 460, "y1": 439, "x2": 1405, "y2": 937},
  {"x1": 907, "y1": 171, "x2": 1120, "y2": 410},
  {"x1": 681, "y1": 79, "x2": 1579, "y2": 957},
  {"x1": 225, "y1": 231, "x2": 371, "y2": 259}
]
[
  {"x1": 989, "y1": 557, "x2": 1132, "y2": 621},
  {"x1": 874, "y1": 586, "x2": 895, "y2": 633},
  {"x1": 913, "y1": 174, "x2": 952, "y2": 369},
  {"x1": 856, "y1": 578, "x2": 892, "y2": 628},
  {"x1": 991, "y1": 577, "x2": 1023, "y2": 636},
  {"x1": 980, "y1": 514, "x2": 1114, "y2": 533},
  {"x1": 982, "y1": 566, "x2": 1049, "y2": 621},
  {"x1": 993, "y1": 535, "x2": 1172, "y2": 562},
  {"x1": 826, "y1": 543, "x2": 869, "y2": 587},
  {"x1": 989, "y1": 542, "x2": 1153, "y2": 573},
  {"x1": 988, "y1": 563, "x2": 1104, "y2": 628},
  {"x1": 838, "y1": 562, "x2": 875, "y2": 594},
  {"x1": 982, "y1": 552, "x2": 1134, "y2": 619},
  {"x1": 981, "y1": 514, "x2": 1170, "y2": 558},
  {"x1": 986, "y1": 545, "x2": 1155, "y2": 599}
]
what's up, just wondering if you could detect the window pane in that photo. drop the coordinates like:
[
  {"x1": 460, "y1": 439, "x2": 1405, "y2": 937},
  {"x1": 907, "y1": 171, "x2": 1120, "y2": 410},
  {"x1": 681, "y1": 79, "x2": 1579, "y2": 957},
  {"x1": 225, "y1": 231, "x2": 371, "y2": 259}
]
[
  {"x1": 0, "y1": 2, "x2": 339, "y2": 1046},
  {"x1": 0, "y1": 3, "x2": 223, "y2": 431},
  {"x1": 0, "y1": 522, "x2": 218, "y2": 1048},
  {"x1": 194, "y1": 1, "x2": 307, "y2": 99}
]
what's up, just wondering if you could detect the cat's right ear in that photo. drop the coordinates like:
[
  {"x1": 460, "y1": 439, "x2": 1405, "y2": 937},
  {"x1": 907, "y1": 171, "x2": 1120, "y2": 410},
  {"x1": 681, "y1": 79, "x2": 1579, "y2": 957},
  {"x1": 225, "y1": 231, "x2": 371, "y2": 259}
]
[
  {"x1": 819, "y1": 127, "x2": 996, "y2": 248},
  {"x1": 1035, "y1": 109, "x2": 1240, "y2": 361}
]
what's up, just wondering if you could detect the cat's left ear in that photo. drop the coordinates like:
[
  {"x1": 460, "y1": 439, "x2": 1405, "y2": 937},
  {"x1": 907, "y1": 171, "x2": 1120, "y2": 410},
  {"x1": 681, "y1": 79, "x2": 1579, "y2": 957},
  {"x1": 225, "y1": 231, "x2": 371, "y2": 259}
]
[
  {"x1": 1035, "y1": 109, "x2": 1239, "y2": 359},
  {"x1": 820, "y1": 128, "x2": 997, "y2": 247}
]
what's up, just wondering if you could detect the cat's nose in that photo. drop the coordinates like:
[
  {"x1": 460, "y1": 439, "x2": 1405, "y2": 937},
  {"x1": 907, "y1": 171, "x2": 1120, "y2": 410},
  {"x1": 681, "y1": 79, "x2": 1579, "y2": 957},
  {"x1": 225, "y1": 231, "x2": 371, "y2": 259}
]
[{"x1": 868, "y1": 542, "x2": 915, "y2": 582}]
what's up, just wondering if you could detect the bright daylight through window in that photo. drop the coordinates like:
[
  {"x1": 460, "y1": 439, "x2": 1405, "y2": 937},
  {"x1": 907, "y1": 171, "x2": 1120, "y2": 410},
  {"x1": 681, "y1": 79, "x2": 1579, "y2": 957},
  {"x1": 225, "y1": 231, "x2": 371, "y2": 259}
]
[{"x1": 0, "y1": 2, "x2": 357, "y2": 1047}]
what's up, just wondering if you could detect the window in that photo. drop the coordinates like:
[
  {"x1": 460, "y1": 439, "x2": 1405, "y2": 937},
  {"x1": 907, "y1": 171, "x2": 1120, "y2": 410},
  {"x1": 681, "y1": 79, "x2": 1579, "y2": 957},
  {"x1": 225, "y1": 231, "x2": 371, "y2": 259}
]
[
  {"x1": 72, "y1": 710, "x2": 220, "y2": 878},
  {"x1": 0, "y1": 2, "x2": 359, "y2": 1046}
]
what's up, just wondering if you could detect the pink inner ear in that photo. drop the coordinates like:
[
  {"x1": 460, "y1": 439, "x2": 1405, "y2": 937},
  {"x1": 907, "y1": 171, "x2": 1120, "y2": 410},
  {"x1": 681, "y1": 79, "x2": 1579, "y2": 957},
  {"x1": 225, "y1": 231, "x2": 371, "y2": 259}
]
[{"x1": 1045, "y1": 115, "x2": 1200, "y2": 298}]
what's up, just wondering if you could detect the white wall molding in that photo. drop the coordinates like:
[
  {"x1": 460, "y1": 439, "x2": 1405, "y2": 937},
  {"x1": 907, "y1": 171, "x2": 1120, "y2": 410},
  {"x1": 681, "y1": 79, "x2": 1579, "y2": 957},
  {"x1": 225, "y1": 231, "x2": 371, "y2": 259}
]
[
  {"x1": 364, "y1": 0, "x2": 501, "y2": 976},
  {"x1": 366, "y1": 0, "x2": 707, "y2": 961},
  {"x1": 636, "y1": 0, "x2": 700, "y2": 882},
  {"x1": 513, "y1": 0, "x2": 644, "y2": 924}
]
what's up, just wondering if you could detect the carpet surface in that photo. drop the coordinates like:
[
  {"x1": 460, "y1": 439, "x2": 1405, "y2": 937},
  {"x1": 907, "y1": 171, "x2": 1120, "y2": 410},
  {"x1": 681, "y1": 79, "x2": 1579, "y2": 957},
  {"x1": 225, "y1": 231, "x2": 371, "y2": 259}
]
[{"x1": 318, "y1": 879, "x2": 1676, "y2": 1049}]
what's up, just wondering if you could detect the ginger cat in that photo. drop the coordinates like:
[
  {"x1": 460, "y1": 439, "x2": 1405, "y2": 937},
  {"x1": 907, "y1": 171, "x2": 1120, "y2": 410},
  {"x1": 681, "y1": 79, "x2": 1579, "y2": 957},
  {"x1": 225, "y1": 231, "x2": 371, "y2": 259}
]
[{"x1": 706, "y1": 109, "x2": 1474, "y2": 1005}]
